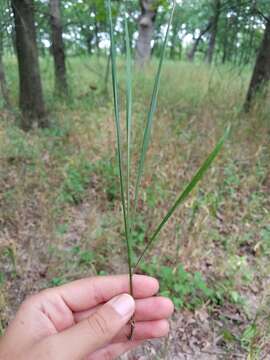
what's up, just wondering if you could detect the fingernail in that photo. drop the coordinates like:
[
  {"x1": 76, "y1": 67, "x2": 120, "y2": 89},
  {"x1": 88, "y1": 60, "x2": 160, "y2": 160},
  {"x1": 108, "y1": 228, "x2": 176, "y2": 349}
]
[{"x1": 109, "y1": 294, "x2": 135, "y2": 318}]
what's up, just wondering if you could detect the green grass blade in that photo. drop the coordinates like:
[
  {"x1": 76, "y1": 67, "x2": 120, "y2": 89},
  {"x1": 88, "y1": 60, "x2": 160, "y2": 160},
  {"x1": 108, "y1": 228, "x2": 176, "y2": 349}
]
[
  {"x1": 124, "y1": 8, "x2": 133, "y2": 280},
  {"x1": 107, "y1": 0, "x2": 133, "y2": 294},
  {"x1": 134, "y1": 125, "x2": 231, "y2": 269},
  {"x1": 134, "y1": 0, "x2": 176, "y2": 211}
]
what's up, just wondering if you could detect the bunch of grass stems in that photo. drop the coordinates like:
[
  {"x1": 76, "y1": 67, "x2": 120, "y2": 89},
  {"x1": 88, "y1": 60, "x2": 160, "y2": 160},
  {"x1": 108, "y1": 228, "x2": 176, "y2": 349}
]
[{"x1": 107, "y1": 0, "x2": 230, "y2": 339}]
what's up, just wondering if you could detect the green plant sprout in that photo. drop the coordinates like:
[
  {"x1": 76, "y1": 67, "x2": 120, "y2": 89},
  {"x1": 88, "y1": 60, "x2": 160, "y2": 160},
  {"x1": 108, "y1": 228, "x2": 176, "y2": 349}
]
[{"x1": 107, "y1": 0, "x2": 230, "y2": 339}]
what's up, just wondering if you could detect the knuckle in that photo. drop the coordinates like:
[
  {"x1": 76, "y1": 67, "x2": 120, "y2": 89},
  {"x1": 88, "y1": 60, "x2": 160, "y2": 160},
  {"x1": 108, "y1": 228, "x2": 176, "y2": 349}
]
[
  {"x1": 88, "y1": 312, "x2": 110, "y2": 336},
  {"x1": 20, "y1": 294, "x2": 38, "y2": 309},
  {"x1": 22, "y1": 289, "x2": 49, "y2": 307},
  {"x1": 19, "y1": 289, "x2": 54, "y2": 313},
  {"x1": 38, "y1": 288, "x2": 53, "y2": 299}
]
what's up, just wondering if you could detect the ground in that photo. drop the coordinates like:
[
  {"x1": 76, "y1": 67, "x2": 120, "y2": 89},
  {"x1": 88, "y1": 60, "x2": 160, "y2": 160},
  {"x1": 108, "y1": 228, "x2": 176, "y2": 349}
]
[{"x1": 0, "y1": 58, "x2": 270, "y2": 359}]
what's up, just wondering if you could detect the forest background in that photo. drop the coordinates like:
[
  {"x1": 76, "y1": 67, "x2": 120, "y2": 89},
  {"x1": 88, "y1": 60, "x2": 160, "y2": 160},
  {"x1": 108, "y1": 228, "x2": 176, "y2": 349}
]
[{"x1": 0, "y1": 0, "x2": 270, "y2": 358}]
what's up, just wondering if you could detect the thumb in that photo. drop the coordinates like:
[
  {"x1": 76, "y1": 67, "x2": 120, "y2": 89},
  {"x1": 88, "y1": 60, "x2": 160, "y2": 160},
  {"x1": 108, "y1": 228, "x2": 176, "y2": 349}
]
[{"x1": 47, "y1": 294, "x2": 135, "y2": 359}]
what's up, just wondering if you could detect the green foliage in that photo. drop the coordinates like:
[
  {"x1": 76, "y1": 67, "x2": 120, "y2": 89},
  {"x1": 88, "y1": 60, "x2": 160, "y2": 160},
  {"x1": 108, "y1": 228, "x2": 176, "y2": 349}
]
[
  {"x1": 58, "y1": 155, "x2": 93, "y2": 204},
  {"x1": 213, "y1": 279, "x2": 244, "y2": 306},
  {"x1": 145, "y1": 175, "x2": 167, "y2": 209},
  {"x1": 241, "y1": 323, "x2": 258, "y2": 357},
  {"x1": 260, "y1": 225, "x2": 270, "y2": 254},
  {"x1": 227, "y1": 255, "x2": 254, "y2": 285},
  {"x1": 140, "y1": 260, "x2": 215, "y2": 309},
  {"x1": 223, "y1": 160, "x2": 241, "y2": 196},
  {"x1": 48, "y1": 245, "x2": 96, "y2": 287},
  {"x1": 1, "y1": 246, "x2": 17, "y2": 276},
  {"x1": 70, "y1": 246, "x2": 95, "y2": 266},
  {"x1": 50, "y1": 277, "x2": 65, "y2": 286},
  {"x1": 140, "y1": 253, "x2": 248, "y2": 309},
  {"x1": 0, "y1": 321, "x2": 4, "y2": 337},
  {"x1": 2, "y1": 127, "x2": 39, "y2": 163},
  {"x1": 221, "y1": 328, "x2": 237, "y2": 344},
  {"x1": 94, "y1": 159, "x2": 119, "y2": 202},
  {"x1": 78, "y1": 250, "x2": 95, "y2": 266},
  {"x1": 131, "y1": 215, "x2": 147, "y2": 246},
  {"x1": 241, "y1": 324, "x2": 257, "y2": 348},
  {"x1": 0, "y1": 272, "x2": 5, "y2": 287}
]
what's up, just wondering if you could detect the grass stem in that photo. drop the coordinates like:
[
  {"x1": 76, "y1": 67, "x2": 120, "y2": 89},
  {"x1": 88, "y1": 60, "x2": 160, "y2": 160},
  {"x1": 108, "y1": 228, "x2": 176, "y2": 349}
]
[{"x1": 107, "y1": 0, "x2": 133, "y2": 299}]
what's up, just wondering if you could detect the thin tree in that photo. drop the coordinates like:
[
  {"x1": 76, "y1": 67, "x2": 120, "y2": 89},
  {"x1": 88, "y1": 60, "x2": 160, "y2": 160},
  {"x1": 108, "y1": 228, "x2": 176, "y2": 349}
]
[
  {"x1": 49, "y1": 0, "x2": 68, "y2": 96},
  {"x1": 135, "y1": 0, "x2": 158, "y2": 68},
  {"x1": 11, "y1": 0, "x2": 47, "y2": 130},
  {"x1": 0, "y1": 39, "x2": 11, "y2": 109},
  {"x1": 205, "y1": 0, "x2": 221, "y2": 64},
  {"x1": 0, "y1": 10, "x2": 11, "y2": 109},
  {"x1": 244, "y1": 17, "x2": 270, "y2": 111},
  {"x1": 187, "y1": 22, "x2": 212, "y2": 62}
]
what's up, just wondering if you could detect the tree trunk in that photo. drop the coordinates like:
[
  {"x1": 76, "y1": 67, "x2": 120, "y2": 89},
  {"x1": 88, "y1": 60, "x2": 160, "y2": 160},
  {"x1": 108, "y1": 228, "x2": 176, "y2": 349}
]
[
  {"x1": 49, "y1": 0, "x2": 68, "y2": 96},
  {"x1": 170, "y1": 32, "x2": 176, "y2": 60},
  {"x1": 86, "y1": 30, "x2": 93, "y2": 55},
  {"x1": 0, "y1": 32, "x2": 11, "y2": 109},
  {"x1": 187, "y1": 37, "x2": 201, "y2": 62},
  {"x1": 205, "y1": 0, "x2": 221, "y2": 64},
  {"x1": 135, "y1": 0, "x2": 157, "y2": 68},
  {"x1": 187, "y1": 23, "x2": 211, "y2": 62},
  {"x1": 221, "y1": 18, "x2": 228, "y2": 64},
  {"x1": 242, "y1": 18, "x2": 256, "y2": 66},
  {"x1": 103, "y1": 54, "x2": 111, "y2": 95},
  {"x1": 244, "y1": 19, "x2": 270, "y2": 111},
  {"x1": 170, "y1": 20, "x2": 178, "y2": 60},
  {"x1": 11, "y1": 0, "x2": 47, "y2": 130},
  {"x1": 93, "y1": 6, "x2": 100, "y2": 56}
]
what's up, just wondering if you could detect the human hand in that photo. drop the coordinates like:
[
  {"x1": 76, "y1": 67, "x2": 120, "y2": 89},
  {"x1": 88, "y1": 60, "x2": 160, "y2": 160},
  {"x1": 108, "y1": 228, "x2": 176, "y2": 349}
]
[{"x1": 0, "y1": 274, "x2": 174, "y2": 359}]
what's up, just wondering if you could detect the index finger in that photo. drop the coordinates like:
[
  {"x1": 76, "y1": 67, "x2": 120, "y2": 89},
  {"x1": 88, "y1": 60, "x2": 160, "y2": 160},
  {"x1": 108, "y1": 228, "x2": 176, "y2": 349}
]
[{"x1": 53, "y1": 274, "x2": 159, "y2": 312}]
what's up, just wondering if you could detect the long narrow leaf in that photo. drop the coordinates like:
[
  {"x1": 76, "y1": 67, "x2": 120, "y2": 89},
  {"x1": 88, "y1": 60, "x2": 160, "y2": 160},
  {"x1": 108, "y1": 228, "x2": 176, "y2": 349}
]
[
  {"x1": 107, "y1": 0, "x2": 133, "y2": 293},
  {"x1": 134, "y1": 0, "x2": 176, "y2": 211},
  {"x1": 124, "y1": 7, "x2": 133, "y2": 287},
  {"x1": 134, "y1": 126, "x2": 231, "y2": 269}
]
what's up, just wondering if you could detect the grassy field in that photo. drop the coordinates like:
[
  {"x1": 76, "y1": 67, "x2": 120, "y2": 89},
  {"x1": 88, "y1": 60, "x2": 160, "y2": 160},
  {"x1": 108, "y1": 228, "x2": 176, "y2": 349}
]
[{"x1": 0, "y1": 57, "x2": 270, "y2": 358}]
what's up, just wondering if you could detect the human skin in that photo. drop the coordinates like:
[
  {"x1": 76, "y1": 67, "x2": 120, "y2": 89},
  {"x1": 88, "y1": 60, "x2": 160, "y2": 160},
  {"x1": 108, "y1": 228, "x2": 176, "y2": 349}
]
[{"x1": 0, "y1": 274, "x2": 174, "y2": 360}]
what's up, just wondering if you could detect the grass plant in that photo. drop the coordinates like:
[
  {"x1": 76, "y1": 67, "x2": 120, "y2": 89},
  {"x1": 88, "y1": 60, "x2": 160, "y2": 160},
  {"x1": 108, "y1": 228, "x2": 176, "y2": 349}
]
[{"x1": 107, "y1": 0, "x2": 230, "y2": 336}]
